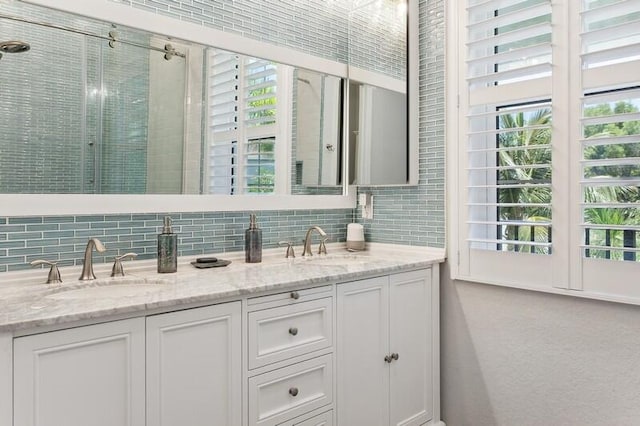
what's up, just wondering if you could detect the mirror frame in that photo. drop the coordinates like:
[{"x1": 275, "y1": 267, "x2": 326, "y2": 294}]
[{"x1": 2, "y1": 0, "x2": 416, "y2": 216}]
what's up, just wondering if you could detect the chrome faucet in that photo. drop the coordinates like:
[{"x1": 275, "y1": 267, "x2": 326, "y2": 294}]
[
  {"x1": 302, "y1": 226, "x2": 327, "y2": 257},
  {"x1": 79, "y1": 238, "x2": 106, "y2": 280}
]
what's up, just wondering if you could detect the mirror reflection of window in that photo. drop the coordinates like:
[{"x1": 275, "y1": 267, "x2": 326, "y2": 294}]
[{"x1": 205, "y1": 50, "x2": 289, "y2": 195}]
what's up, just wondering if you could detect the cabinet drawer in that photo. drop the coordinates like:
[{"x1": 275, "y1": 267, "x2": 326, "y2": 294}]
[
  {"x1": 278, "y1": 410, "x2": 333, "y2": 426},
  {"x1": 248, "y1": 354, "x2": 333, "y2": 426},
  {"x1": 248, "y1": 298, "x2": 333, "y2": 369},
  {"x1": 247, "y1": 285, "x2": 333, "y2": 310}
]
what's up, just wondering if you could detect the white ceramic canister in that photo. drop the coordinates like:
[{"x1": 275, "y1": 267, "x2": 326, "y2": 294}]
[{"x1": 346, "y1": 223, "x2": 365, "y2": 251}]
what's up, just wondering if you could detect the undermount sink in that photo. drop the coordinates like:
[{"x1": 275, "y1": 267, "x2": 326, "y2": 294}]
[
  {"x1": 294, "y1": 253, "x2": 370, "y2": 267},
  {"x1": 46, "y1": 278, "x2": 170, "y2": 300}
]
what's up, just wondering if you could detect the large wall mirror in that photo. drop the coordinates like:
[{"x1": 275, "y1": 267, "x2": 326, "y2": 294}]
[
  {"x1": 0, "y1": 0, "x2": 414, "y2": 215},
  {"x1": 0, "y1": 0, "x2": 343, "y2": 196}
]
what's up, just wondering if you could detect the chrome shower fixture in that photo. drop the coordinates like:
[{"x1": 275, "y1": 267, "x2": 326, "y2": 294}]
[{"x1": 0, "y1": 40, "x2": 30, "y2": 54}]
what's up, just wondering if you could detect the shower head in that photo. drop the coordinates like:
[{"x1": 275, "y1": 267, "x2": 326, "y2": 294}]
[{"x1": 0, "y1": 40, "x2": 30, "y2": 54}]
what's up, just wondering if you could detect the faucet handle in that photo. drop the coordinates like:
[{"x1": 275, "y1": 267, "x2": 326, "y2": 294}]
[
  {"x1": 111, "y1": 253, "x2": 138, "y2": 277},
  {"x1": 278, "y1": 241, "x2": 296, "y2": 258},
  {"x1": 318, "y1": 237, "x2": 330, "y2": 255},
  {"x1": 30, "y1": 260, "x2": 62, "y2": 284}
]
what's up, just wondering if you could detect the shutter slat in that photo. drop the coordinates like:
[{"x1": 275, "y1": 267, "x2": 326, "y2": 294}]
[
  {"x1": 468, "y1": 238, "x2": 552, "y2": 247},
  {"x1": 581, "y1": 224, "x2": 640, "y2": 232},
  {"x1": 581, "y1": 0, "x2": 640, "y2": 22},
  {"x1": 469, "y1": 183, "x2": 551, "y2": 189},
  {"x1": 581, "y1": 111, "x2": 640, "y2": 126},
  {"x1": 581, "y1": 18, "x2": 640, "y2": 46},
  {"x1": 468, "y1": 2, "x2": 550, "y2": 35},
  {"x1": 468, "y1": 62, "x2": 552, "y2": 87},
  {"x1": 469, "y1": 145, "x2": 551, "y2": 154},
  {"x1": 581, "y1": 177, "x2": 640, "y2": 186},
  {"x1": 581, "y1": 157, "x2": 640, "y2": 168},
  {"x1": 467, "y1": 42, "x2": 550, "y2": 69},
  {"x1": 468, "y1": 220, "x2": 552, "y2": 226},
  {"x1": 581, "y1": 244, "x2": 640, "y2": 253},
  {"x1": 468, "y1": 202, "x2": 551, "y2": 207},
  {"x1": 468, "y1": 123, "x2": 551, "y2": 136},
  {"x1": 582, "y1": 42, "x2": 640, "y2": 68}
]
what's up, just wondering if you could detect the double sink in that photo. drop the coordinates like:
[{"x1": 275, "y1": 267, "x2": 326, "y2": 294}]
[{"x1": 34, "y1": 251, "x2": 372, "y2": 301}]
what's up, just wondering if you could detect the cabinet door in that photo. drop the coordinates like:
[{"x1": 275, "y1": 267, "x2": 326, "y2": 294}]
[
  {"x1": 389, "y1": 270, "x2": 433, "y2": 426},
  {"x1": 336, "y1": 276, "x2": 389, "y2": 426},
  {"x1": 146, "y1": 302, "x2": 241, "y2": 426},
  {"x1": 14, "y1": 318, "x2": 145, "y2": 426}
]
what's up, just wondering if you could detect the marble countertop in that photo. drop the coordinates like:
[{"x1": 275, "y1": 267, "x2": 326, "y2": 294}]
[{"x1": 0, "y1": 243, "x2": 445, "y2": 333}]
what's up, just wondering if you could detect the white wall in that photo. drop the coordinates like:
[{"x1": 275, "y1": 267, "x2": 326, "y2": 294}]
[{"x1": 440, "y1": 263, "x2": 640, "y2": 426}]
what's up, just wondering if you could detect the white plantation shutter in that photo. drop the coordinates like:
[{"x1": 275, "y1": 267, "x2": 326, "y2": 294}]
[
  {"x1": 460, "y1": 0, "x2": 556, "y2": 288},
  {"x1": 208, "y1": 50, "x2": 240, "y2": 194},
  {"x1": 577, "y1": 0, "x2": 640, "y2": 299},
  {"x1": 466, "y1": 0, "x2": 552, "y2": 104},
  {"x1": 454, "y1": 0, "x2": 640, "y2": 302},
  {"x1": 206, "y1": 51, "x2": 287, "y2": 195}
]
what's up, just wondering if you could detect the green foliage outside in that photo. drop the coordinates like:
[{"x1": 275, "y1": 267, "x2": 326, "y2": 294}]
[
  {"x1": 497, "y1": 100, "x2": 640, "y2": 259},
  {"x1": 497, "y1": 107, "x2": 552, "y2": 253},
  {"x1": 245, "y1": 65, "x2": 277, "y2": 193}
]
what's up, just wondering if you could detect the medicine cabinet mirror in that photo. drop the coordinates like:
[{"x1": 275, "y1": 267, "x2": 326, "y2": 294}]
[{"x1": 347, "y1": 0, "x2": 416, "y2": 186}]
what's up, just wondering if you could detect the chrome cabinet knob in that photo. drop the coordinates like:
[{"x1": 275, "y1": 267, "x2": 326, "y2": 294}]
[
  {"x1": 289, "y1": 327, "x2": 298, "y2": 336},
  {"x1": 385, "y1": 353, "x2": 399, "y2": 363},
  {"x1": 290, "y1": 291, "x2": 300, "y2": 300},
  {"x1": 289, "y1": 387, "x2": 299, "y2": 397}
]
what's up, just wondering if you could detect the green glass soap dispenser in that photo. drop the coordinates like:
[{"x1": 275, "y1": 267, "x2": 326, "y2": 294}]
[{"x1": 158, "y1": 216, "x2": 178, "y2": 273}]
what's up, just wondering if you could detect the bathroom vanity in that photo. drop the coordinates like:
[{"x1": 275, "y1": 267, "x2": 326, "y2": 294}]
[{"x1": 0, "y1": 244, "x2": 444, "y2": 426}]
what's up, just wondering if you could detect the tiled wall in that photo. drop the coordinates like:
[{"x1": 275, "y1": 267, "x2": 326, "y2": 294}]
[
  {"x1": 108, "y1": 0, "x2": 405, "y2": 80},
  {"x1": 0, "y1": 0, "x2": 446, "y2": 273},
  {"x1": 0, "y1": 210, "x2": 352, "y2": 272},
  {"x1": 349, "y1": 0, "x2": 407, "y2": 80},
  {"x1": 355, "y1": 0, "x2": 445, "y2": 248},
  {"x1": 110, "y1": 0, "x2": 351, "y2": 65}
]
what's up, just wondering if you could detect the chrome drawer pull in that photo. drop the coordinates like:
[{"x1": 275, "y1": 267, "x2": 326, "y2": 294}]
[
  {"x1": 290, "y1": 291, "x2": 300, "y2": 300},
  {"x1": 289, "y1": 327, "x2": 299, "y2": 336},
  {"x1": 289, "y1": 387, "x2": 299, "y2": 397},
  {"x1": 391, "y1": 352, "x2": 399, "y2": 361}
]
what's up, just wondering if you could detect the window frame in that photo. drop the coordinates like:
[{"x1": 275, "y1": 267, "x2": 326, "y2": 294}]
[{"x1": 448, "y1": 0, "x2": 640, "y2": 305}]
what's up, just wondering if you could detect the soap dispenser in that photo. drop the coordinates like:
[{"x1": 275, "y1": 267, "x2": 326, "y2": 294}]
[
  {"x1": 158, "y1": 216, "x2": 178, "y2": 273},
  {"x1": 245, "y1": 214, "x2": 262, "y2": 263}
]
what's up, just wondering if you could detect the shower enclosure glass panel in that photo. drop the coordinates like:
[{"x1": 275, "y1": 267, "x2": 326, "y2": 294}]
[{"x1": 0, "y1": 7, "x2": 187, "y2": 194}]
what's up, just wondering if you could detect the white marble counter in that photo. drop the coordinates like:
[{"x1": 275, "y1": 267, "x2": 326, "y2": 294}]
[{"x1": 0, "y1": 243, "x2": 445, "y2": 333}]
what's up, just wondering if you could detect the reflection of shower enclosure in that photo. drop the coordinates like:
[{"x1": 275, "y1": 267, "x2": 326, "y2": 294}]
[
  {"x1": 295, "y1": 69, "x2": 342, "y2": 187},
  {"x1": 0, "y1": 3, "x2": 187, "y2": 194}
]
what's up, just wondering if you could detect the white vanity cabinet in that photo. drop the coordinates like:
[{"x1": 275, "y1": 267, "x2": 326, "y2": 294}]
[
  {"x1": 5, "y1": 258, "x2": 442, "y2": 426},
  {"x1": 146, "y1": 302, "x2": 242, "y2": 426},
  {"x1": 13, "y1": 318, "x2": 146, "y2": 426},
  {"x1": 336, "y1": 269, "x2": 436, "y2": 426},
  {"x1": 246, "y1": 285, "x2": 335, "y2": 426},
  {"x1": 12, "y1": 303, "x2": 241, "y2": 426}
]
